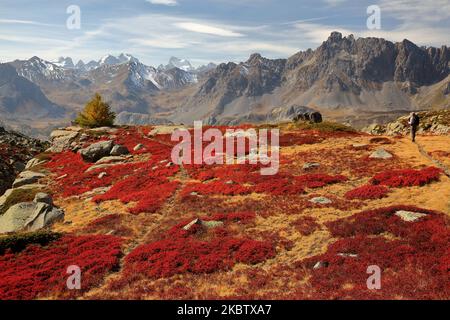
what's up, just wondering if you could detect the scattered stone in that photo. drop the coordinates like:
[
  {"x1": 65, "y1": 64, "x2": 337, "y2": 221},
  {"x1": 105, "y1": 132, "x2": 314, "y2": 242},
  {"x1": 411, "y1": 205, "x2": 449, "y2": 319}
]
[
  {"x1": 85, "y1": 163, "x2": 116, "y2": 173},
  {"x1": 190, "y1": 192, "x2": 199, "y2": 196},
  {"x1": 110, "y1": 144, "x2": 129, "y2": 156},
  {"x1": 79, "y1": 133, "x2": 89, "y2": 142},
  {"x1": 79, "y1": 140, "x2": 115, "y2": 162},
  {"x1": 303, "y1": 162, "x2": 321, "y2": 170},
  {"x1": 313, "y1": 261, "x2": 329, "y2": 270},
  {"x1": 152, "y1": 166, "x2": 159, "y2": 170},
  {"x1": 337, "y1": 253, "x2": 358, "y2": 258},
  {"x1": 369, "y1": 148, "x2": 393, "y2": 159},
  {"x1": 165, "y1": 162, "x2": 174, "y2": 167},
  {"x1": 133, "y1": 143, "x2": 145, "y2": 151},
  {"x1": 183, "y1": 218, "x2": 202, "y2": 231},
  {"x1": 352, "y1": 143, "x2": 368, "y2": 148},
  {"x1": 96, "y1": 156, "x2": 127, "y2": 165},
  {"x1": 33, "y1": 193, "x2": 53, "y2": 205},
  {"x1": 309, "y1": 197, "x2": 332, "y2": 204},
  {"x1": 98, "y1": 172, "x2": 107, "y2": 179},
  {"x1": 201, "y1": 220, "x2": 224, "y2": 229},
  {"x1": 395, "y1": 210, "x2": 427, "y2": 222},
  {"x1": 225, "y1": 180, "x2": 234, "y2": 184}
]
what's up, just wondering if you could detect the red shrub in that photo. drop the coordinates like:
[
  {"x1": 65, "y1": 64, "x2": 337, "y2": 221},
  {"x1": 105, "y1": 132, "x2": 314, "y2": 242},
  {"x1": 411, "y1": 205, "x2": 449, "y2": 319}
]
[
  {"x1": 297, "y1": 206, "x2": 450, "y2": 299},
  {"x1": 94, "y1": 174, "x2": 179, "y2": 214},
  {"x1": 344, "y1": 185, "x2": 390, "y2": 200},
  {"x1": 370, "y1": 167, "x2": 442, "y2": 188},
  {"x1": 0, "y1": 235, "x2": 122, "y2": 300},
  {"x1": 124, "y1": 237, "x2": 275, "y2": 279}
]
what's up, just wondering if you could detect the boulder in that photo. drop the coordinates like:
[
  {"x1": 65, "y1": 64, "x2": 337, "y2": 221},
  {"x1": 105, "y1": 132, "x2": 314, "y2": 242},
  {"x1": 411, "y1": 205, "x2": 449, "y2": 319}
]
[
  {"x1": 33, "y1": 193, "x2": 53, "y2": 205},
  {"x1": 12, "y1": 171, "x2": 46, "y2": 188},
  {"x1": 79, "y1": 140, "x2": 115, "y2": 162},
  {"x1": 395, "y1": 210, "x2": 427, "y2": 222},
  {"x1": 110, "y1": 145, "x2": 129, "y2": 156},
  {"x1": 0, "y1": 202, "x2": 64, "y2": 233},
  {"x1": 309, "y1": 197, "x2": 332, "y2": 204},
  {"x1": 49, "y1": 130, "x2": 79, "y2": 153},
  {"x1": 369, "y1": 148, "x2": 393, "y2": 159}
]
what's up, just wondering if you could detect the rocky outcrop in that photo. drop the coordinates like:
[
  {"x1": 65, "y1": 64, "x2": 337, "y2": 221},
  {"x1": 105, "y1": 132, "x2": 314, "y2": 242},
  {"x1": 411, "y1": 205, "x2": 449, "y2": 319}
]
[
  {"x1": 0, "y1": 127, "x2": 49, "y2": 195},
  {"x1": 364, "y1": 110, "x2": 450, "y2": 135},
  {"x1": 0, "y1": 193, "x2": 64, "y2": 233}
]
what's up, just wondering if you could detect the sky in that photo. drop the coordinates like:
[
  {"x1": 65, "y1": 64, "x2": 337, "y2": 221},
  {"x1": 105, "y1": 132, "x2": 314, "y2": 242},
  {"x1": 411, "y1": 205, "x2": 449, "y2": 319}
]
[{"x1": 0, "y1": 0, "x2": 449, "y2": 67}]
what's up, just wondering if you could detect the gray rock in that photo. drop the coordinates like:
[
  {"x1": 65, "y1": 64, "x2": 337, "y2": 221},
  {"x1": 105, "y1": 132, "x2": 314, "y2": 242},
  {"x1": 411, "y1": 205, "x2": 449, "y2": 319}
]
[
  {"x1": 133, "y1": 143, "x2": 145, "y2": 151},
  {"x1": 201, "y1": 220, "x2": 224, "y2": 229},
  {"x1": 98, "y1": 172, "x2": 107, "y2": 179},
  {"x1": 110, "y1": 144, "x2": 129, "y2": 156},
  {"x1": 96, "y1": 156, "x2": 127, "y2": 164},
  {"x1": 309, "y1": 196, "x2": 332, "y2": 204},
  {"x1": 33, "y1": 193, "x2": 53, "y2": 205},
  {"x1": 395, "y1": 210, "x2": 427, "y2": 222},
  {"x1": 79, "y1": 140, "x2": 115, "y2": 162},
  {"x1": 183, "y1": 218, "x2": 202, "y2": 231},
  {"x1": 25, "y1": 158, "x2": 46, "y2": 170},
  {"x1": 303, "y1": 162, "x2": 320, "y2": 170},
  {"x1": 0, "y1": 202, "x2": 64, "y2": 233},
  {"x1": 49, "y1": 130, "x2": 79, "y2": 153},
  {"x1": 85, "y1": 163, "x2": 116, "y2": 173},
  {"x1": 369, "y1": 148, "x2": 393, "y2": 159},
  {"x1": 12, "y1": 171, "x2": 46, "y2": 188}
]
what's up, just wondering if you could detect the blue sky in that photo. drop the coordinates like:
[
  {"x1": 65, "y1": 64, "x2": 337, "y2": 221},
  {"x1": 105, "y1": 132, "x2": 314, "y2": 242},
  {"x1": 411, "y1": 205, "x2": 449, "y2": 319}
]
[{"x1": 0, "y1": 0, "x2": 449, "y2": 66}]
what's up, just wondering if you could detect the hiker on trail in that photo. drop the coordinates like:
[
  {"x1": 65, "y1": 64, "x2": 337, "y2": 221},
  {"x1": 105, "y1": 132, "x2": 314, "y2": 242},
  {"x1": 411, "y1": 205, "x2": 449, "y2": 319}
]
[{"x1": 408, "y1": 112, "x2": 420, "y2": 142}]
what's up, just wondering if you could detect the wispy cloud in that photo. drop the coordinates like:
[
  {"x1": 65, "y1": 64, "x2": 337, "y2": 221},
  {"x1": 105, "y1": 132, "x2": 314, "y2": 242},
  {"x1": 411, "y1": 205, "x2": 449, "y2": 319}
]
[
  {"x1": 146, "y1": 0, "x2": 178, "y2": 6},
  {"x1": 174, "y1": 22, "x2": 244, "y2": 37}
]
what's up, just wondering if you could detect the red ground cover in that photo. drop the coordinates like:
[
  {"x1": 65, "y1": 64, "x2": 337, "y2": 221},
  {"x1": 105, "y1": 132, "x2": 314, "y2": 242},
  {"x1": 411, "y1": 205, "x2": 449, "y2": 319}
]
[
  {"x1": 122, "y1": 220, "x2": 275, "y2": 279},
  {"x1": 296, "y1": 206, "x2": 450, "y2": 299},
  {"x1": 0, "y1": 235, "x2": 122, "y2": 300},
  {"x1": 370, "y1": 167, "x2": 442, "y2": 188},
  {"x1": 344, "y1": 185, "x2": 390, "y2": 200}
]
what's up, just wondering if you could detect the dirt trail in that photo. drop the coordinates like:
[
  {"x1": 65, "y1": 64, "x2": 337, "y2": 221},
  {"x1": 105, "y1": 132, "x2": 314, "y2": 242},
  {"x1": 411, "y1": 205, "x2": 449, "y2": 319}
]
[{"x1": 416, "y1": 142, "x2": 450, "y2": 177}]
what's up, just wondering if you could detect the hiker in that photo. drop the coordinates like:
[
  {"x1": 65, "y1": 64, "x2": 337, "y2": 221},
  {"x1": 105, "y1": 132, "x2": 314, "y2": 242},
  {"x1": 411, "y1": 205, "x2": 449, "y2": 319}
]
[{"x1": 408, "y1": 112, "x2": 420, "y2": 142}]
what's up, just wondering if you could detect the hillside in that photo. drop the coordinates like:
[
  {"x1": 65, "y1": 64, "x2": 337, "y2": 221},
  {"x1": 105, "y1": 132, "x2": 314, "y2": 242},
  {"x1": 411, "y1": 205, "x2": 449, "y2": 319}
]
[{"x1": 0, "y1": 123, "x2": 449, "y2": 299}]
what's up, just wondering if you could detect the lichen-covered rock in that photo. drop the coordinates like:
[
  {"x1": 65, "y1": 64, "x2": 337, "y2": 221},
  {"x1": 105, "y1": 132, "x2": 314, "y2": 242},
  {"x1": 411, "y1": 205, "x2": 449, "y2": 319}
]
[
  {"x1": 0, "y1": 202, "x2": 64, "y2": 233},
  {"x1": 79, "y1": 140, "x2": 115, "y2": 162}
]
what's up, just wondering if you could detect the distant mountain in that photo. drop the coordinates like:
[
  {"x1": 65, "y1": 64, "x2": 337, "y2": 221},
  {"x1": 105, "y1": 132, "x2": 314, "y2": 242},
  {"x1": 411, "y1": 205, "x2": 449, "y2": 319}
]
[
  {"x1": 166, "y1": 57, "x2": 195, "y2": 72},
  {"x1": 0, "y1": 63, "x2": 65, "y2": 119},
  {"x1": 1, "y1": 34, "x2": 449, "y2": 134},
  {"x1": 172, "y1": 32, "x2": 449, "y2": 125},
  {"x1": 52, "y1": 57, "x2": 75, "y2": 69}
]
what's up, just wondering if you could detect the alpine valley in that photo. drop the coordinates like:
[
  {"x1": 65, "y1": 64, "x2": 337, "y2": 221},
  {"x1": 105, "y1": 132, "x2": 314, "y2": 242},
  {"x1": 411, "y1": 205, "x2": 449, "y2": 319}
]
[{"x1": 0, "y1": 32, "x2": 449, "y2": 139}]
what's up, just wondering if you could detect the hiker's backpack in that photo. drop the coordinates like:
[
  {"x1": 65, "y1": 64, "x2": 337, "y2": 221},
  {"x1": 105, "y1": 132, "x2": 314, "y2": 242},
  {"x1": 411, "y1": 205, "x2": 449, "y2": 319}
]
[{"x1": 411, "y1": 114, "x2": 420, "y2": 127}]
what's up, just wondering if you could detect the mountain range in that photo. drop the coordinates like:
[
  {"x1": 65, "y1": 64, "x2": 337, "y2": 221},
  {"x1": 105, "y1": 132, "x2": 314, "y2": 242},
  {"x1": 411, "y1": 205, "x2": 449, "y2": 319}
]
[{"x1": 0, "y1": 32, "x2": 448, "y2": 138}]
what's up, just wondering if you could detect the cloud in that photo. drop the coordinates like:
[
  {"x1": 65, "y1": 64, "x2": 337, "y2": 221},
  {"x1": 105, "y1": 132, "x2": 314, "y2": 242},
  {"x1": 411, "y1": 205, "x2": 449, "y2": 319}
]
[
  {"x1": 146, "y1": 0, "x2": 178, "y2": 6},
  {"x1": 0, "y1": 19, "x2": 53, "y2": 27},
  {"x1": 323, "y1": 0, "x2": 347, "y2": 7},
  {"x1": 174, "y1": 22, "x2": 244, "y2": 37}
]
